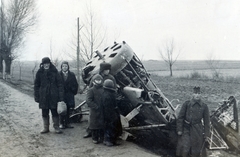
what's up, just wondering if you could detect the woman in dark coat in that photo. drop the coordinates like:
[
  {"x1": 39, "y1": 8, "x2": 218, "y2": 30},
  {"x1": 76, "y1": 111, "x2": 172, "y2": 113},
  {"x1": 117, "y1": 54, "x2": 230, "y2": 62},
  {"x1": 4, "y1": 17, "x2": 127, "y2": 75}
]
[
  {"x1": 176, "y1": 87, "x2": 210, "y2": 157},
  {"x1": 59, "y1": 61, "x2": 79, "y2": 129},
  {"x1": 102, "y1": 79, "x2": 122, "y2": 147},
  {"x1": 34, "y1": 57, "x2": 64, "y2": 134},
  {"x1": 86, "y1": 74, "x2": 104, "y2": 144}
]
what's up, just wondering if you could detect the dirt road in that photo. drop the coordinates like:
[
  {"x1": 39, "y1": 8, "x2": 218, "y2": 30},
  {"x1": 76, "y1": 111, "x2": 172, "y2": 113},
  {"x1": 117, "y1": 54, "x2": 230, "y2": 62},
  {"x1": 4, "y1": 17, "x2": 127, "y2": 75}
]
[{"x1": 0, "y1": 80, "x2": 159, "y2": 157}]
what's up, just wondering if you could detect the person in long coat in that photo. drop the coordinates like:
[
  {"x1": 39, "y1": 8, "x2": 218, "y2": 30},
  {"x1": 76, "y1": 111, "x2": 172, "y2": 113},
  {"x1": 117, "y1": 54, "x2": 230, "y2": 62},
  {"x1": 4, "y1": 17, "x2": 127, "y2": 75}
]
[
  {"x1": 34, "y1": 57, "x2": 64, "y2": 134},
  {"x1": 86, "y1": 74, "x2": 104, "y2": 144},
  {"x1": 84, "y1": 61, "x2": 117, "y2": 138},
  {"x1": 176, "y1": 86, "x2": 210, "y2": 157},
  {"x1": 102, "y1": 79, "x2": 122, "y2": 146},
  {"x1": 59, "y1": 61, "x2": 79, "y2": 129}
]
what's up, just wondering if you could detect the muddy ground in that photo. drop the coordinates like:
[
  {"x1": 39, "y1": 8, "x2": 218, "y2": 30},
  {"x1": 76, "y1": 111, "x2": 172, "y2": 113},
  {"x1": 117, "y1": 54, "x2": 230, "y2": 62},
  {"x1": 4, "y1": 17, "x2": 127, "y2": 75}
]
[{"x1": 1, "y1": 75, "x2": 240, "y2": 157}]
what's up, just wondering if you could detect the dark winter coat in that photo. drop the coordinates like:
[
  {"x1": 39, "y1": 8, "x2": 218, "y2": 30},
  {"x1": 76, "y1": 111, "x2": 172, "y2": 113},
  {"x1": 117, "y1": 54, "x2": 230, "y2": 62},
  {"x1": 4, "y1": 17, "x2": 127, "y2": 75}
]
[
  {"x1": 34, "y1": 64, "x2": 64, "y2": 109},
  {"x1": 102, "y1": 89, "x2": 122, "y2": 137},
  {"x1": 59, "y1": 71, "x2": 78, "y2": 108},
  {"x1": 176, "y1": 99, "x2": 210, "y2": 157},
  {"x1": 86, "y1": 85, "x2": 104, "y2": 130}
]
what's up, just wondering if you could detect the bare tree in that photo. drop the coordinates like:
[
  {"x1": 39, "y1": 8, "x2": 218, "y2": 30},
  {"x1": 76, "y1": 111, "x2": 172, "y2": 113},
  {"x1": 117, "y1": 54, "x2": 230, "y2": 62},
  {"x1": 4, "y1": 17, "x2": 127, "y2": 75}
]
[
  {"x1": 65, "y1": 2, "x2": 107, "y2": 92},
  {"x1": 49, "y1": 39, "x2": 62, "y2": 67},
  {"x1": 79, "y1": 1, "x2": 106, "y2": 63},
  {"x1": 158, "y1": 38, "x2": 181, "y2": 76},
  {"x1": 205, "y1": 52, "x2": 222, "y2": 79},
  {"x1": 0, "y1": 0, "x2": 38, "y2": 78}
]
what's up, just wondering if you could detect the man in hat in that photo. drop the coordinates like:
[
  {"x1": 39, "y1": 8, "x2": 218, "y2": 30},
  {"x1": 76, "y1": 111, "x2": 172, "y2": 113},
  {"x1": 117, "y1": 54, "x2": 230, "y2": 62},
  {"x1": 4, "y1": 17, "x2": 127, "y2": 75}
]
[
  {"x1": 176, "y1": 86, "x2": 210, "y2": 157},
  {"x1": 83, "y1": 61, "x2": 117, "y2": 138},
  {"x1": 34, "y1": 57, "x2": 64, "y2": 134}
]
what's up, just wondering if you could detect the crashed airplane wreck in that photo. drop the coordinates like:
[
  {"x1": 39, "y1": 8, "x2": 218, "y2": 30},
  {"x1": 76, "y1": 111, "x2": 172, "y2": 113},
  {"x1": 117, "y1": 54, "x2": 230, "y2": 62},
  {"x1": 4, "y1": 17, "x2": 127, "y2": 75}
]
[{"x1": 70, "y1": 41, "x2": 240, "y2": 153}]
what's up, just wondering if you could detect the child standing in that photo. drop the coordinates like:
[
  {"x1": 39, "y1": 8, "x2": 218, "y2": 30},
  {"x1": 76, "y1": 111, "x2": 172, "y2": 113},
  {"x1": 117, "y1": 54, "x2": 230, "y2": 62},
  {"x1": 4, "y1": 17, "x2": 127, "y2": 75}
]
[
  {"x1": 102, "y1": 79, "x2": 122, "y2": 146},
  {"x1": 86, "y1": 74, "x2": 104, "y2": 144}
]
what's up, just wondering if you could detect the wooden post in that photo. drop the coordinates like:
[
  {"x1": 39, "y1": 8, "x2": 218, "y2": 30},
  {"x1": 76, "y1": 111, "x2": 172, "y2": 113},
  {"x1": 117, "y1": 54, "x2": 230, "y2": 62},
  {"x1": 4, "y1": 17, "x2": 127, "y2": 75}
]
[
  {"x1": 0, "y1": 0, "x2": 3, "y2": 78},
  {"x1": 77, "y1": 17, "x2": 80, "y2": 90}
]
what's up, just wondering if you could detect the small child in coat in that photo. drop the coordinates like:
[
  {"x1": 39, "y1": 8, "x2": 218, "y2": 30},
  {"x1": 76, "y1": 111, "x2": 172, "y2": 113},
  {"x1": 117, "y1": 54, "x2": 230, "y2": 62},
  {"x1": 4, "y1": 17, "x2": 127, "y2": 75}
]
[
  {"x1": 86, "y1": 74, "x2": 104, "y2": 144},
  {"x1": 102, "y1": 79, "x2": 122, "y2": 146}
]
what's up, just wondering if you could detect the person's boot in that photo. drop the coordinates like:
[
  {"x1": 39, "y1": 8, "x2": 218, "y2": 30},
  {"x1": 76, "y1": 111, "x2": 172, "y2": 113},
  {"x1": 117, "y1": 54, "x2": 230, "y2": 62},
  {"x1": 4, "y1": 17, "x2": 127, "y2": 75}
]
[
  {"x1": 65, "y1": 123, "x2": 74, "y2": 128},
  {"x1": 52, "y1": 116, "x2": 62, "y2": 134},
  {"x1": 84, "y1": 132, "x2": 92, "y2": 138},
  {"x1": 98, "y1": 129, "x2": 104, "y2": 143},
  {"x1": 40, "y1": 116, "x2": 49, "y2": 134},
  {"x1": 65, "y1": 116, "x2": 74, "y2": 128},
  {"x1": 103, "y1": 140, "x2": 114, "y2": 147},
  {"x1": 59, "y1": 115, "x2": 65, "y2": 129},
  {"x1": 92, "y1": 130, "x2": 99, "y2": 144},
  {"x1": 83, "y1": 128, "x2": 92, "y2": 138}
]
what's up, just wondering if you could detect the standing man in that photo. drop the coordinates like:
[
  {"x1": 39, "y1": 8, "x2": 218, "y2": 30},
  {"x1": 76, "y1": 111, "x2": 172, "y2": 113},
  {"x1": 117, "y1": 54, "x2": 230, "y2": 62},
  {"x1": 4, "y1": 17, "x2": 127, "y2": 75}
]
[
  {"x1": 176, "y1": 86, "x2": 210, "y2": 157},
  {"x1": 59, "y1": 61, "x2": 79, "y2": 129},
  {"x1": 83, "y1": 61, "x2": 117, "y2": 138},
  {"x1": 34, "y1": 57, "x2": 64, "y2": 134}
]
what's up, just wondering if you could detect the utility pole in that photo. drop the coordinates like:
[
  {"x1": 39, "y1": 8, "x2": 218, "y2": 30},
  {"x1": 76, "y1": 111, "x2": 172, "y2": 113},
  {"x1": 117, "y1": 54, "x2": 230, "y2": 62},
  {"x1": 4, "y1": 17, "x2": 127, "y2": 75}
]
[
  {"x1": 77, "y1": 17, "x2": 83, "y2": 91},
  {"x1": 0, "y1": 0, "x2": 2, "y2": 52},
  {"x1": 77, "y1": 17, "x2": 80, "y2": 89},
  {"x1": 0, "y1": 0, "x2": 3, "y2": 79}
]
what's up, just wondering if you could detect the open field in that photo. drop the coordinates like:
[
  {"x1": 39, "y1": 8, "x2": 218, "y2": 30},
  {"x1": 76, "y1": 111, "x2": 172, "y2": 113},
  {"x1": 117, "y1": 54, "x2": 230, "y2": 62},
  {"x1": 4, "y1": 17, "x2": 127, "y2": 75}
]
[
  {"x1": 10, "y1": 60, "x2": 240, "y2": 84},
  {"x1": 142, "y1": 60, "x2": 240, "y2": 71},
  {"x1": 150, "y1": 68, "x2": 240, "y2": 78}
]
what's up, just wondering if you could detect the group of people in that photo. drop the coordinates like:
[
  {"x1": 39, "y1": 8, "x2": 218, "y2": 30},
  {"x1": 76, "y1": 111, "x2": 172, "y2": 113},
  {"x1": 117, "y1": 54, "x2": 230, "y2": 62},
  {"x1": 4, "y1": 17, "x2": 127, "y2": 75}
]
[
  {"x1": 34, "y1": 56, "x2": 210, "y2": 154},
  {"x1": 34, "y1": 57, "x2": 78, "y2": 134},
  {"x1": 85, "y1": 62, "x2": 122, "y2": 146},
  {"x1": 34, "y1": 57, "x2": 122, "y2": 147}
]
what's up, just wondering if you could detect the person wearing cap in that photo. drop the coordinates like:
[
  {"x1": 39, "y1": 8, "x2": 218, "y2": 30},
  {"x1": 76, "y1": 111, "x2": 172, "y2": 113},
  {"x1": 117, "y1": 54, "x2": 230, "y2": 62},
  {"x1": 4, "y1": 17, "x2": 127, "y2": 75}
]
[
  {"x1": 89, "y1": 62, "x2": 116, "y2": 88},
  {"x1": 59, "y1": 61, "x2": 79, "y2": 129},
  {"x1": 102, "y1": 79, "x2": 122, "y2": 146},
  {"x1": 34, "y1": 57, "x2": 64, "y2": 134},
  {"x1": 176, "y1": 86, "x2": 210, "y2": 157},
  {"x1": 86, "y1": 74, "x2": 104, "y2": 144},
  {"x1": 84, "y1": 61, "x2": 117, "y2": 138}
]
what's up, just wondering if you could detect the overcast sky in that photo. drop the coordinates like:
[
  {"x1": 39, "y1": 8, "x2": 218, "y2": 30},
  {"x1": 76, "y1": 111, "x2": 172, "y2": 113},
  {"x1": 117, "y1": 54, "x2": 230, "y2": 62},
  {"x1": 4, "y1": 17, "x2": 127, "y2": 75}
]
[{"x1": 18, "y1": 0, "x2": 240, "y2": 61}]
